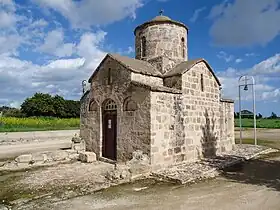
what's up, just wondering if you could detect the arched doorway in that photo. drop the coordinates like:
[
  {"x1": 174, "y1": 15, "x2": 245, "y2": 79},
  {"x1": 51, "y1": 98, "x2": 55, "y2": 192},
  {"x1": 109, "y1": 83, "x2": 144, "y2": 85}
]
[{"x1": 102, "y1": 99, "x2": 117, "y2": 160}]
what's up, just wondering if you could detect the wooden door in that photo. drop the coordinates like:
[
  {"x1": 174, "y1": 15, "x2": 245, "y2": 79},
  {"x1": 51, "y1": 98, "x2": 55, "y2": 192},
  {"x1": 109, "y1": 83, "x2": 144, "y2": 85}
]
[{"x1": 102, "y1": 111, "x2": 117, "y2": 160}]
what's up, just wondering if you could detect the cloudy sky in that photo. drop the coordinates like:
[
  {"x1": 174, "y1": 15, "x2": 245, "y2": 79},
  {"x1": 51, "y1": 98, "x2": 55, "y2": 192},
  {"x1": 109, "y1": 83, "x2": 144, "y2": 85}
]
[{"x1": 0, "y1": 0, "x2": 279, "y2": 116}]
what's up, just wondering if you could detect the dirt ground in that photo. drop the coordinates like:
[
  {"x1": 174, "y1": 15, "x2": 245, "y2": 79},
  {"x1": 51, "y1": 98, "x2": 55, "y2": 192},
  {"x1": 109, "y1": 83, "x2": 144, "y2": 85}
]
[
  {"x1": 15, "y1": 155, "x2": 280, "y2": 210},
  {"x1": 0, "y1": 128, "x2": 278, "y2": 160},
  {"x1": 234, "y1": 128, "x2": 280, "y2": 141}
]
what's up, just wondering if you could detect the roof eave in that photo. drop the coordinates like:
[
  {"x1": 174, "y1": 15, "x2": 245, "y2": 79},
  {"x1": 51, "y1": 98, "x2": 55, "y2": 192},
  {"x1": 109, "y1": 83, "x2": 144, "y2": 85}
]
[{"x1": 134, "y1": 20, "x2": 189, "y2": 35}]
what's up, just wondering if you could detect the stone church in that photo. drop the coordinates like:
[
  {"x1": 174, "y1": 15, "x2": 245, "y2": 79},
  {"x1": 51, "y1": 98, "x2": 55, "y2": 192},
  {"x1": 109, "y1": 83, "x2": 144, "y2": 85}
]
[{"x1": 80, "y1": 12, "x2": 235, "y2": 168}]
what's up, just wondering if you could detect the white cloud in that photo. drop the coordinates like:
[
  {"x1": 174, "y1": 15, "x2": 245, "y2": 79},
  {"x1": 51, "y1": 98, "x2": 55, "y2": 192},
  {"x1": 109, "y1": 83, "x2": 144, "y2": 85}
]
[
  {"x1": 0, "y1": 10, "x2": 17, "y2": 28},
  {"x1": 261, "y1": 88, "x2": 280, "y2": 101},
  {"x1": 33, "y1": 0, "x2": 144, "y2": 28},
  {"x1": 235, "y1": 58, "x2": 243, "y2": 63},
  {"x1": 251, "y1": 53, "x2": 280, "y2": 74},
  {"x1": 190, "y1": 7, "x2": 206, "y2": 23},
  {"x1": 76, "y1": 31, "x2": 107, "y2": 69},
  {"x1": 218, "y1": 53, "x2": 280, "y2": 102},
  {"x1": 0, "y1": 29, "x2": 108, "y2": 107},
  {"x1": 0, "y1": 34, "x2": 22, "y2": 56},
  {"x1": 245, "y1": 53, "x2": 257, "y2": 57},
  {"x1": 217, "y1": 51, "x2": 234, "y2": 62},
  {"x1": 209, "y1": 0, "x2": 280, "y2": 47},
  {"x1": 38, "y1": 29, "x2": 76, "y2": 57}
]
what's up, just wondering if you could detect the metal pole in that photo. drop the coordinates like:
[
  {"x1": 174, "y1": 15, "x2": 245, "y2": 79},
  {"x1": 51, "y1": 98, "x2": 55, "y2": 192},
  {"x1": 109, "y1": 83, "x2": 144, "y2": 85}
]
[
  {"x1": 252, "y1": 79, "x2": 257, "y2": 145},
  {"x1": 239, "y1": 85, "x2": 242, "y2": 144}
]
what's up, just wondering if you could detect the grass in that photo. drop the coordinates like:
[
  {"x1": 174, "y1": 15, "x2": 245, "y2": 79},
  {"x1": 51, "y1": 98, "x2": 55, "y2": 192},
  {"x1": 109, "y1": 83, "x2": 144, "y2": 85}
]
[
  {"x1": 0, "y1": 117, "x2": 80, "y2": 132},
  {"x1": 234, "y1": 118, "x2": 280, "y2": 129}
]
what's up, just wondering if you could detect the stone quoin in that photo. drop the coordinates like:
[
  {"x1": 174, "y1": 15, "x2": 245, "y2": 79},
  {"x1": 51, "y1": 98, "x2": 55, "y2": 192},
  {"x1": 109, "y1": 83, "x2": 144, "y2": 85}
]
[{"x1": 80, "y1": 12, "x2": 235, "y2": 169}]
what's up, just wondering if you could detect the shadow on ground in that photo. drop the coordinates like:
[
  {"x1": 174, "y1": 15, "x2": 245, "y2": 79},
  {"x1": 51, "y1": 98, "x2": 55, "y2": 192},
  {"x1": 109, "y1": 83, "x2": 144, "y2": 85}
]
[
  {"x1": 221, "y1": 158, "x2": 280, "y2": 192},
  {"x1": 200, "y1": 109, "x2": 280, "y2": 192}
]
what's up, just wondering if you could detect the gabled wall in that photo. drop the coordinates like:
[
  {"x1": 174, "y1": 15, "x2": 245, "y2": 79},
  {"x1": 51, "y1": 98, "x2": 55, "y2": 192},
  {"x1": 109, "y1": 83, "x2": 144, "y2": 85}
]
[
  {"x1": 80, "y1": 57, "x2": 151, "y2": 161},
  {"x1": 181, "y1": 62, "x2": 232, "y2": 159}
]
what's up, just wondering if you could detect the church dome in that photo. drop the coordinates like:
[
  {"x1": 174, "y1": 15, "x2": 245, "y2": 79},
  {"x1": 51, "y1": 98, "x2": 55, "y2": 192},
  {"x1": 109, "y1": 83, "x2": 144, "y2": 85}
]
[
  {"x1": 151, "y1": 15, "x2": 172, "y2": 21},
  {"x1": 134, "y1": 11, "x2": 189, "y2": 63},
  {"x1": 134, "y1": 12, "x2": 188, "y2": 35}
]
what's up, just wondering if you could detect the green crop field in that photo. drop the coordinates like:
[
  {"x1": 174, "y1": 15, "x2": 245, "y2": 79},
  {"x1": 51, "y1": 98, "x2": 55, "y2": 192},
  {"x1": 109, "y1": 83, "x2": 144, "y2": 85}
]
[
  {"x1": 234, "y1": 118, "x2": 280, "y2": 129},
  {"x1": 0, "y1": 117, "x2": 80, "y2": 132}
]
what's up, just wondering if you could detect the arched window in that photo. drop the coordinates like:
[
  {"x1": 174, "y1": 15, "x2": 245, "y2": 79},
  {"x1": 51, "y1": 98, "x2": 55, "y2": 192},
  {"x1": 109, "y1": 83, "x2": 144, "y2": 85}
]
[
  {"x1": 89, "y1": 100, "x2": 98, "y2": 111},
  {"x1": 141, "y1": 36, "x2": 146, "y2": 57},
  {"x1": 124, "y1": 97, "x2": 137, "y2": 111},
  {"x1": 103, "y1": 99, "x2": 117, "y2": 111},
  {"x1": 181, "y1": 37, "x2": 185, "y2": 58}
]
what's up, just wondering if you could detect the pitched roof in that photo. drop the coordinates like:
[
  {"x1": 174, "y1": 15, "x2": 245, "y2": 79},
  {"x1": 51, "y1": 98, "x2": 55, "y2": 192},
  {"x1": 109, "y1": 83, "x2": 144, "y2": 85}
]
[
  {"x1": 88, "y1": 53, "x2": 162, "y2": 82},
  {"x1": 163, "y1": 58, "x2": 221, "y2": 86}
]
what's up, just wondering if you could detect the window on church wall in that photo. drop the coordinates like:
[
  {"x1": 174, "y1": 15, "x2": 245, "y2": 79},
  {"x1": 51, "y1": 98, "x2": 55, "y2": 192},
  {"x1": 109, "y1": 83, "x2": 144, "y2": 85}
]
[
  {"x1": 124, "y1": 97, "x2": 138, "y2": 111},
  {"x1": 181, "y1": 37, "x2": 185, "y2": 58},
  {"x1": 141, "y1": 36, "x2": 146, "y2": 57},
  {"x1": 201, "y1": 73, "x2": 204, "y2": 92},
  {"x1": 104, "y1": 99, "x2": 117, "y2": 111},
  {"x1": 107, "y1": 68, "x2": 112, "y2": 85},
  {"x1": 89, "y1": 100, "x2": 98, "y2": 112}
]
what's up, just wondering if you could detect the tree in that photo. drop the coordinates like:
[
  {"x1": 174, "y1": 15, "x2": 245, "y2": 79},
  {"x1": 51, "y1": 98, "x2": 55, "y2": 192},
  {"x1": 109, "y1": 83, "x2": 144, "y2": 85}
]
[
  {"x1": 64, "y1": 100, "x2": 80, "y2": 118},
  {"x1": 257, "y1": 113, "x2": 263, "y2": 119},
  {"x1": 270, "y1": 112, "x2": 278, "y2": 119},
  {"x1": 20, "y1": 92, "x2": 81, "y2": 118},
  {"x1": 21, "y1": 93, "x2": 55, "y2": 117},
  {"x1": 52, "y1": 95, "x2": 67, "y2": 118}
]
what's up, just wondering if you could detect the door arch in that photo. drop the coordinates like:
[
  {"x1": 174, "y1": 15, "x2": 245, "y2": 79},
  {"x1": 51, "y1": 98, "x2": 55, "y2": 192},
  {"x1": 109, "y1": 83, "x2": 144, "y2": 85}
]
[{"x1": 102, "y1": 99, "x2": 117, "y2": 160}]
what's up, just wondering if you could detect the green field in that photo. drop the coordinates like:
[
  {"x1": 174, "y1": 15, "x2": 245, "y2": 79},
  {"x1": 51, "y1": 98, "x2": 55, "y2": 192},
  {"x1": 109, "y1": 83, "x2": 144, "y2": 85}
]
[
  {"x1": 0, "y1": 117, "x2": 80, "y2": 132},
  {"x1": 0, "y1": 117, "x2": 279, "y2": 133},
  {"x1": 234, "y1": 118, "x2": 280, "y2": 129}
]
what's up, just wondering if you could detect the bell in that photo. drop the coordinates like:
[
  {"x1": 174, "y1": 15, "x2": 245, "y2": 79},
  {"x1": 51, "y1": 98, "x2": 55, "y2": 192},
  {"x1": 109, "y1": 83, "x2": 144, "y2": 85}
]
[{"x1": 244, "y1": 85, "x2": 248, "y2": 91}]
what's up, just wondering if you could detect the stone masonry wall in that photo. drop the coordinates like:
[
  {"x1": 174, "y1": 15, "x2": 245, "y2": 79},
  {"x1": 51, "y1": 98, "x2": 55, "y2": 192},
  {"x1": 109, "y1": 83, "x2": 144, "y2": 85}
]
[
  {"x1": 163, "y1": 75, "x2": 182, "y2": 90},
  {"x1": 181, "y1": 62, "x2": 226, "y2": 160},
  {"x1": 80, "y1": 91, "x2": 99, "y2": 153},
  {"x1": 220, "y1": 100, "x2": 235, "y2": 151},
  {"x1": 80, "y1": 57, "x2": 151, "y2": 161},
  {"x1": 135, "y1": 23, "x2": 188, "y2": 64},
  {"x1": 149, "y1": 62, "x2": 234, "y2": 168},
  {"x1": 150, "y1": 91, "x2": 184, "y2": 169},
  {"x1": 118, "y1": 85, "x2": 151, "y2": 161},
  {"x1": 147, "y1": 56, "x2": 177, "y2": 74},
  {"x1": 131, "y1": 72, "x2": 163, "y2": 87}
]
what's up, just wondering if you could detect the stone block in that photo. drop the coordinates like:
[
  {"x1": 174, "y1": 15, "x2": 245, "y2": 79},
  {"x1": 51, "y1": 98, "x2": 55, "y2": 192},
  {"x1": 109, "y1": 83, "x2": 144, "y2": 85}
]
[
  {"x1": 32, "y1": 154, "x2": 48, "y2": 162},
  {"x1": 15, "y1": 154, "x2": 32, "y2": 163},
  {"x1": 51, "y1": 151, "x2": 69, "y2": 161},
  {"x1": 79, "y1": 152, "x2": 96, "y2": 163}
]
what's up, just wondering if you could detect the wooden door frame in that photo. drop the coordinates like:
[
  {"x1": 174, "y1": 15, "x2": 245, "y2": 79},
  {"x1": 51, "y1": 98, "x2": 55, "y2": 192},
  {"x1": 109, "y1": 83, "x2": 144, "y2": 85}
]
[{"x1": 102, "y1": 109, "x2": 117, "y2": 161}]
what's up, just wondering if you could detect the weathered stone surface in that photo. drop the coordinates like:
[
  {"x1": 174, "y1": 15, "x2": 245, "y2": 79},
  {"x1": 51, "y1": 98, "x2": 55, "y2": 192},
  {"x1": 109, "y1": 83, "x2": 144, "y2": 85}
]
[
  {"x1": 72, "y1": 135, "x2": 82, "y2": 143},
  {"x1": 51, "y1": 151, "x2": 69, "y2": 161},
  {"x1": 32, "y1": 153, "x2": 48, "y2": 162},
  {"x1": 152, "y1": 145, "x2": 278, "y2": 184},
  {"x1": 79, "y1": 152, "x2": 96, "y2": 163},
  {"x1": 15, "y1": 154, "x2": 32, "y2": 163},
  {"x1": 80, "y1": 14, "x2": 235, "y2": 169},
  {"x1": 0, "y1": 204, "x2": 9, "y2": 210}
]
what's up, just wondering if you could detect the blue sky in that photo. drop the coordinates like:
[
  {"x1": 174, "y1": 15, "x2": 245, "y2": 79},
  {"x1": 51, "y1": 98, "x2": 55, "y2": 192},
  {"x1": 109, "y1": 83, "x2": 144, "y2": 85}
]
[{"x1": 0, "y1": 0, "x2": 279, "y2": 116}]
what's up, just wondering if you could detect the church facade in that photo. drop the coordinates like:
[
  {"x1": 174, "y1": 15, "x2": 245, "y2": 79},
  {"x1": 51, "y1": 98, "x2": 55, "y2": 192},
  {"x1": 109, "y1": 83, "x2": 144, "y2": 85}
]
[{"x1": 80, "y1": 13, "x2": 235, "y2": 168}]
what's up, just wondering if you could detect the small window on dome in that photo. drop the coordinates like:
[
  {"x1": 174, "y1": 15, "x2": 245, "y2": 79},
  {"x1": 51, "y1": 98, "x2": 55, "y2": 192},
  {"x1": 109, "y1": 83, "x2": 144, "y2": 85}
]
[
  {"x1": 181, "y1": 37, "x2": 185, "y2": 58},
  {"x1": 141, "y1": 36, "x2": 146, "y2": 57}
]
